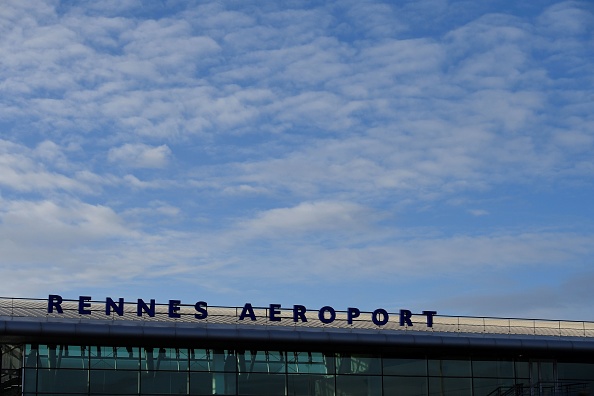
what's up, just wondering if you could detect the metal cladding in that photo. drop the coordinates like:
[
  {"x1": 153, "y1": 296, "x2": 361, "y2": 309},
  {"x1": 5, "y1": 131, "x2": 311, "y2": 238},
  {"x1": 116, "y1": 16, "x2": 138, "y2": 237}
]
[{"x1": 2, "y1": 297, "x2": 594, "y2": 358}]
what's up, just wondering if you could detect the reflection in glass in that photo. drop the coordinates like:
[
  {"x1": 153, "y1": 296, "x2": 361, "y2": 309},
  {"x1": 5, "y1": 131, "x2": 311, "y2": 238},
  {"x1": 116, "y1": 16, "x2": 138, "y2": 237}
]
[
  {"x1": 384, "y1": 376, "x2": 428, "y2": 396},
  {"x1": 336, "y1": 374, "x2": 382, "y2": 396},
  {"x1": 22, "y1": 343, "x2": 594, "y2": 396},
  {"x1": 287, "y1": 352, "x2": 331, "y2": 374},
  {"x1": 472, "y1": 359, "x2": 514, "y2": 378},
  {"x1": 428, "y1": 359, "x2": 471, "y2": 377},
  {"x1": 383, "y1": 358, "x2": 427, "y2": 376},
  {"x1": 429, "y1": 377, "x2": 472, "y2": 396},
  {"x1": 473, "y1": 377, "x2": 514, "y2": 396}
]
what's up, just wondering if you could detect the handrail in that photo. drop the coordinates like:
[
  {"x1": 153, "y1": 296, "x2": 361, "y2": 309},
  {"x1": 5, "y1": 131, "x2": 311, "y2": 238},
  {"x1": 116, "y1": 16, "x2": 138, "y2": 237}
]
[
  {"x1": 487, "y1": 382, "x2": 589, "y2": 396},
  {"x1": 1, "y1": 297, "x2": 594, "y2": 338}
]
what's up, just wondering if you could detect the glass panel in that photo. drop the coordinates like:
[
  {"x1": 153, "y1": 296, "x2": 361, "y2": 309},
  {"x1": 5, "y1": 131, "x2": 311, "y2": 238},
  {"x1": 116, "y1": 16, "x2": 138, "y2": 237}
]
[
  {"x1": 239, "y1": 372, "x2": 286, "y2": 395},
  {"x1": 353, "y1": 355, "x2": 381, "y2": 375},
  {"x1": 336, "y1": 353, "x2": 380, "y2": 375},
  {"x1": 472, "y1": 359, "x2": 514, "y2": 378},
  {"x1": 428, "y1": 377, "x2": 472, "y2": 396},
  {"x1": 287, "y1": 374, "x2": 334, "y2": 396},
  {"x1": 24, "y1": 344, "x2": 39, "y2": 368},
  {"x1": 336, "y1": 375, "x2": 382, "y2": 396},
  {"x1": 154, "y1": 348, "x2": 188, "y2": 371},
  {"x1": 558, "y1": 362, "x2": 594, "y2": 380},
  {"x1": 189, "y1": 371, "x2": 213, "y2": 395},
  {"x1": 23, "y1": 368, "x2": 37, "y2": 393},
  {"x1": 539, "y1": 361, "x2": 555, "y2": 382},
  {"x1": 141, "y1": 370, "x2": 187, "y2": 394},
  {"x1": 209, "y1": 350, "x2": 238, "y2": 373},
  {"x1": 90, "y1": 369, "x2": 138, "y2": 394},
  {"x1": 383, "y1": 358, "x2": 427, "y2": 376},
  {"x1": 56, "y1": 345, "x2": 88, "y2": 369},
  {"x1": 38, "y1": 369, "x2": 88, "y2": 393},
  {"x1": 211, "y1": 371, "x2": 237, "y2": 395},
  {"x1": 287, "y1": 352, "x2": 332, "y2": 374},
  {"x1": 36, "y1": 344, "x2": 59, "y2": 369},
  {"x1": 428, "y1": 359, "x2": 471, "y2": 377},
  {"x1": 515, "y1": 361, "x2": 530, "y2": 379},
  {"x1": 190, "y1": 349, "x2": 212, "y2": 372},
  {"x1": 89, "y1": 346, "x2": 139, "y2": 370},
  {"x1": 243, "y1": 350, "x2": 286, "y2": 374},
  {"x1": 384, "y1": 376, "x2": 427, "y2": 396},
  {"x1": 473, "y1": 377, "x2": 515, "y2": 396}
]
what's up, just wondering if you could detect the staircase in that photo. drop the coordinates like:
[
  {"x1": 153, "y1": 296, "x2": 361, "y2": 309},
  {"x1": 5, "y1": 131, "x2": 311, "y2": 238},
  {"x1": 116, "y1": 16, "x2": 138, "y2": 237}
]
[{"x1": 487, "y1": 382, "x2": 590, "y2": 396}]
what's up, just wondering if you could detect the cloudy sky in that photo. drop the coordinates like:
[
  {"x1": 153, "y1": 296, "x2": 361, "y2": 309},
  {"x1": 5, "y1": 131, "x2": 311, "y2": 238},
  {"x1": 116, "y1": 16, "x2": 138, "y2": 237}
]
[{"x1": 1, "y1": 0, "x2": 593, "y2": 320}]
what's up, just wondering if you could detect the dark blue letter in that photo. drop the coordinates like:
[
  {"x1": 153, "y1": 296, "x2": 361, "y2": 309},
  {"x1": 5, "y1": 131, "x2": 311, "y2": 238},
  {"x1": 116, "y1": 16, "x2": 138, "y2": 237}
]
[
  {"x1": 372, "y1": 308, "x2": 389, "y2": 326},
  {"x1": 78, "y1": 296, "x2": 92, "y2": 315},
  {"x1": 239, "y1": 303, "x2": 256, "y2": 321},
  {"x1": 269, "y1": 304, "x2": 282, "y2": 322},
  {"x1": 293, "y1": 305, "x2": 308, "y2": 322},
  {"x1": 423, "y1": 310, "x2": 437, "y2": 327},
  {"x1": 137, "y1": 299, "x2": 156, "y2": 317},
  {"x1": 169, "y1": 300, "x2": 181, "y2": 318},
  {"x1": 318, "y1": 306, "x2": 336, "y2": 324},
  {"x1": 194, "y1": 301, "x2": 208, "y2": 319},
  {"x1": 48, "y1": 294, "x2": 63, "y2": 314},
  {"x1": 106, "y1": 298, "x2": 124, "y2": 316},
  {"x1": 347, "y1": 307, "x2": 360, "y2": 325},
  {"x1": 400, "y1": 309, "x2": 413, "y2": 326}
]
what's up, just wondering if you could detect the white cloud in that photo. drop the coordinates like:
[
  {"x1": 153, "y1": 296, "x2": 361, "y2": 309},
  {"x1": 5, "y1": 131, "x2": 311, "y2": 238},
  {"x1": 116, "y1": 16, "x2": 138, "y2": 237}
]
[
  {"x1": 0, "y1": 0, "x2": 592, "y2": 317},
  {"x1": 108, "y1": 143, "x2": 172, "y2": 168},
  {"x1": 0, "y1": 139, "x2": 92, "y2": 193},
  {"x1": 0, "y1": 198, "x2": 135, "y2": 249},
  {"x1": 237, "y1": 201, "x2": 377, "y2": 238}
]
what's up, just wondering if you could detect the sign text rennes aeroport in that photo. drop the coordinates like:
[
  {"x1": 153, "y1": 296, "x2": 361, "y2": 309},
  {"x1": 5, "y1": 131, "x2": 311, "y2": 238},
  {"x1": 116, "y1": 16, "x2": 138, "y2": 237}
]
[{"x1": 47, "y1": 295, "x2": 437, "y2": 327}]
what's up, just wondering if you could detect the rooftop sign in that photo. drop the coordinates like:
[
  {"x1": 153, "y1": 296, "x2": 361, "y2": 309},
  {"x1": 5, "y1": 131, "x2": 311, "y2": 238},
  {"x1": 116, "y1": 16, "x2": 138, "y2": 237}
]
[{"x1": 47, "y1": 294, "x2": 437, "y2": 328}]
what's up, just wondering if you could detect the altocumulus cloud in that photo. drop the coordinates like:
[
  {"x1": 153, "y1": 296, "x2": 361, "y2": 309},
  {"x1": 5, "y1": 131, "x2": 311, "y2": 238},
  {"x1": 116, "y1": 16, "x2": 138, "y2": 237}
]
[
  {"x1": 108, "y1": 144, "x2": 172, "y2": 169},
  {"x1": 0, "y1": 0, "x2": 592, "y2": 319}
]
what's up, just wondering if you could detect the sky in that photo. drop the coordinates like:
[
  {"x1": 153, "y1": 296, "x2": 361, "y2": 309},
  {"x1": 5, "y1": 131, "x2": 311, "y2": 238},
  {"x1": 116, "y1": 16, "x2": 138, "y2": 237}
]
[{"x1": 0, "y1": 0, "x2": 593, "y2": 321}]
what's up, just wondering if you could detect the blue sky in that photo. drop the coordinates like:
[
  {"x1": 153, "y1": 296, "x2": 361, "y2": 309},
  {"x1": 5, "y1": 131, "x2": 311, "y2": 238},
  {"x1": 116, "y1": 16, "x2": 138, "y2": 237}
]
[{"x1": 1, "y1": 0, "x2": 593, "y2": 320}]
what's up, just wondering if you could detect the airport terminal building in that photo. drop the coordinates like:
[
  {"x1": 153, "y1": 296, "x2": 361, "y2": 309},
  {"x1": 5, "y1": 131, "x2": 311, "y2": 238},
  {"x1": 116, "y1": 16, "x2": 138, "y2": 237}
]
[{"x1": 1, "y1": 296, "x2": 594, "y2": 396}]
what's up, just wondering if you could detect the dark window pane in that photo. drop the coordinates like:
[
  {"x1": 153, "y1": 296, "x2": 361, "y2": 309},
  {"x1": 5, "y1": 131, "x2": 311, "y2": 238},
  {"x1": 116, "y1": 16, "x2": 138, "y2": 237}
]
[
  {"x1": 539, "y1": 361, "x2": 555, "y2": 382},
  {"x1": 383, "y1": 358, "x2": 427, "y2": 376},
  {"x1": 90, "y1": 369, "x2": 138, "y2": 394},
  {"x1": 472, "y1": 360, "x2": 514, "y2": 378},
  {"x1": 189, "y1": 371, "x2": 212, "y2": 394},
  {"x1": 23, "y1": 368, "x2": 37, "y2": 392},
  {"x1": 90, "y1": 346, "x2": 117, "y2": 370},
  {"x1": 287, "y1": 374, "x2": 334, "y2": 396},
  {"x1": 384, "y1": 376, "x2": 427, "y2": 396},
  {"x1": 24, "y1": 345, "x2": 39, "y2": 368},
  {"x1": 243, "y1": 350, "x2": 286, "y2": 374},
  {"x1": 141, "y1": 370, "x2": 187, "y2": 394},
  {"x1": 211, "y1": 371, "x2": 237, "y2": 395},
  {"x1": 336, "y1": 375, "x2": 382, "y2": 396},
  {"x1": 189, "y1": 349, "x2": 212, "y2": 372},
  {"x1": 429, "y1": 377, "x2": 472, "y2": 396},
  {"x1": 473, "y1": 377, "x2": 515, "y2": 396},
  {"x1": 336, "y1": 354, "x2": 381, "y2": 375},
  {"x1": 428, "y1": 359, "x2": 471, "y2": 377},
  {"x1": 37, "y1": 369, "x2": 89, "y2": 393},
  {"x1": 515, "y1": 361, "x2": 529, "y2": 379},
  {"x1": 154, "y1": 348, "x2": 188, "y2": 371},
  {"x1": 56, "y1": 345, "x2": 88, "y2": 369},
  {"x1": 287, "y1": 352, "x2": 332, "y2": 374},
  {"x1": 239, "y1": 372, "x2": 286, "y2": 395},
  {"x1": 558, "y1": 363, "x2": 594, "y2": 380},
  {"x1": 206, "y1": 350, "x2": 239, "y2": 373}
]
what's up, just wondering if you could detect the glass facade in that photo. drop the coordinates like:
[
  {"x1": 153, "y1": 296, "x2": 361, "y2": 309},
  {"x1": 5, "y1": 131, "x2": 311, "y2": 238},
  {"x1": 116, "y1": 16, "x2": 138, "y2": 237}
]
[{"x1": 0, "y1": 343, "x2": 589, "y2": 395}]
